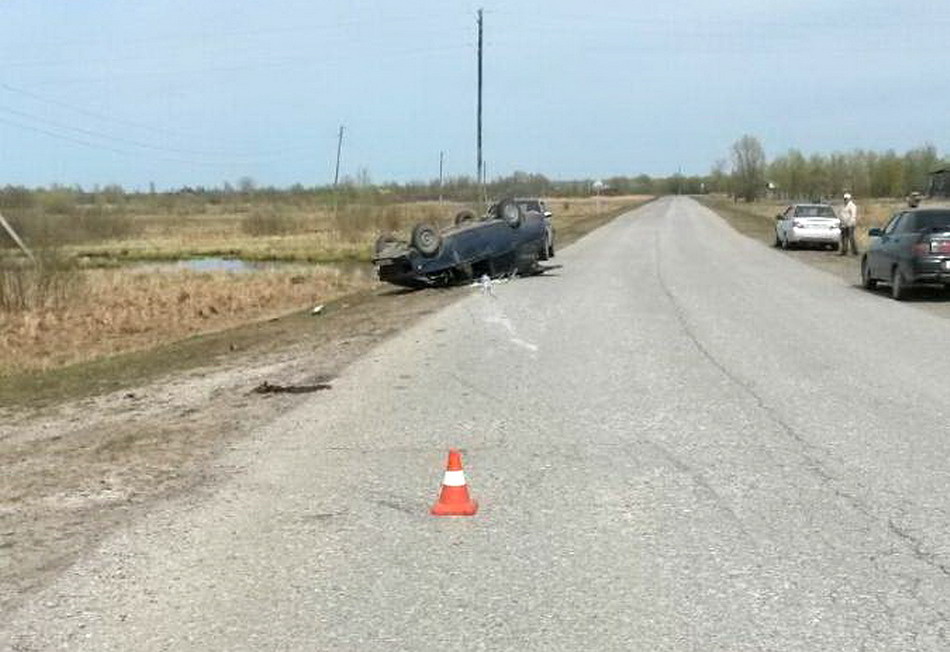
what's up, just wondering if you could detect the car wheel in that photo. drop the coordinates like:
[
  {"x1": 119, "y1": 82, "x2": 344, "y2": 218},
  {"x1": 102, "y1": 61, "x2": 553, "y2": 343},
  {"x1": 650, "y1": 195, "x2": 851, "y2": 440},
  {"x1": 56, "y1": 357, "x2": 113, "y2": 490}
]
[
  {"x1": 861, "y1": 257, "x2": 877, "y2": 290},
  {"x1": 411, "y1": 223, "x2": 442, "y2": 257},
  {"x1": 454, "y1": 210, "x2": 475, "y2": 225},
  {"x1": 891, "y1": 266, "x2": 907, "y2": 301},
  {"x1": 496, "y1": 199, "x2": 523, "y2": 228},
  {"x1": 829, "y1": 242, "x2": 839, "y2": 252}
]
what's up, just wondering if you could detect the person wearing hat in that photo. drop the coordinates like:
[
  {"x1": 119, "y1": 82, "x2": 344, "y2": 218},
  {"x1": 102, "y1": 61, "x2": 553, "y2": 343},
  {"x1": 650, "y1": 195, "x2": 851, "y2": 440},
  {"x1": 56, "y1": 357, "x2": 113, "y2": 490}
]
[{"x1": 839, "y1": 192, "x2": 858, "y2": 255}]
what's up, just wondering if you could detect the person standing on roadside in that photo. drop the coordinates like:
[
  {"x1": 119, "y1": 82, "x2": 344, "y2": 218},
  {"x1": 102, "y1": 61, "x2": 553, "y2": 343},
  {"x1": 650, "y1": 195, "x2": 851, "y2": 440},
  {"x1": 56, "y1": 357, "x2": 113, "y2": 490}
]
[{"x1": 839, "y1": 192, "x2": 858, "y2": 255}]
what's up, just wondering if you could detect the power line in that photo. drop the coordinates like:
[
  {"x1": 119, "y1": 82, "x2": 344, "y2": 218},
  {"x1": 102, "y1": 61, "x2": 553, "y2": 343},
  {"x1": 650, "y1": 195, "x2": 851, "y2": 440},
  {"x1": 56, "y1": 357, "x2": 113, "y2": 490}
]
[
  {"x1": 0, "y1": 83, "x2": 317, "y2": 159},
  {"x1": 0, "y1": 104, "x2": 286, "y2": 160},
  {"x1": 2, "y1": 12, "x2": 468, "y2": 52},
  {"x1": 1, "y1": 82, "x2": 207, "y2": 141},
  {"x1": 0, "y1": 114, "x2": 314, "y2": 169}
]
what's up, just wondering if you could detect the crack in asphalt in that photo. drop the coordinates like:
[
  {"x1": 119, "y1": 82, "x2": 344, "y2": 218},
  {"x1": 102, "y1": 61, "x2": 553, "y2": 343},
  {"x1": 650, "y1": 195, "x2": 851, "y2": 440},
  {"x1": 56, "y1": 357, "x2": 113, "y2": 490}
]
[
  {"x1": 650, "y1": 214, "x2": 950, "y2": 627},
  {"x1": 886, "y1": 518, "x2": 950, "y2": 578}
]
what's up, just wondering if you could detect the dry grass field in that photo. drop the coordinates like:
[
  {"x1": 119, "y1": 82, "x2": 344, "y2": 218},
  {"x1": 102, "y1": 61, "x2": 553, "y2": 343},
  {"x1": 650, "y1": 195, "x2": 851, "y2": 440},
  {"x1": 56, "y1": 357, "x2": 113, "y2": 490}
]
[
  {"x1": 0, "y1": 195, "x2": 649, "y2": 375},
  {"x1": 0, "y1": 265, "x2": 375, "y2": 374}
]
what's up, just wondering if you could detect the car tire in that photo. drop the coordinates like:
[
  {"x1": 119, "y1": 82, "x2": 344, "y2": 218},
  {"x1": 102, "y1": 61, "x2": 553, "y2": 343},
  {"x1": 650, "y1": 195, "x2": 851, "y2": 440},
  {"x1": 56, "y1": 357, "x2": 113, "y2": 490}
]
[
  {"x1": 861, "y1": 257, "x2": 877, "y2": 290},
  {"x1": 829, "y1": 242, "x2": 839, "y2": 252},
  {"x1": 454, "y1": 210, "x2": 475, "y2": 225},
  {"x1": 411, "y1": 223, "x2": 442, "y2": 257},
  {"x1": 891, "y1": 266, "x2": 907, "y2": 301},
  {"x1": 496, "y1": 199, "x2": 522, "y2": 228}
]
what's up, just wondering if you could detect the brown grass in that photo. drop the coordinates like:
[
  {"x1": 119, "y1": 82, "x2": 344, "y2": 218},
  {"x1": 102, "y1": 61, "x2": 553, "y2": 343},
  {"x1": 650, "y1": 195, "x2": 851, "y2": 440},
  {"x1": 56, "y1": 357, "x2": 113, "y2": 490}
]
[
  {"x1": 0, "y1": 265, "x2": 375, "y2": 375},
  {"x1": 0, "y1": 195, "x2": 650, "y2": 376}
]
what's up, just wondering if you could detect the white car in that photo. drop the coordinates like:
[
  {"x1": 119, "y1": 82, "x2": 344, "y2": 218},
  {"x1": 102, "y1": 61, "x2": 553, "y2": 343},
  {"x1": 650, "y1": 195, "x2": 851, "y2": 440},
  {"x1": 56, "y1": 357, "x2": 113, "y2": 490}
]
[{"x1": 774, "y1": 203, "x2": 841, "y2": 250}]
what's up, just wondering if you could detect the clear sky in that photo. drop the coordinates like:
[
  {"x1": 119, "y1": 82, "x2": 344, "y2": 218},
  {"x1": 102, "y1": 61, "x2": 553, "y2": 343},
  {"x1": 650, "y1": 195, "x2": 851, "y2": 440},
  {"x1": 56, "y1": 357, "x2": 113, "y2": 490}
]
[{"x1": 1, "y1": 0, "x2": 947, "y2": 190}]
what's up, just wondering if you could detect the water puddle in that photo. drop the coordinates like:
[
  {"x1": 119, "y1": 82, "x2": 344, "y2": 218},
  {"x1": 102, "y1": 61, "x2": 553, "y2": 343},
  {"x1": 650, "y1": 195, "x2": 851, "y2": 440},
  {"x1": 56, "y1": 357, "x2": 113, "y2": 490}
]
[{"x1": 128, "y1": 257, "x2": 372, "y2": 278}]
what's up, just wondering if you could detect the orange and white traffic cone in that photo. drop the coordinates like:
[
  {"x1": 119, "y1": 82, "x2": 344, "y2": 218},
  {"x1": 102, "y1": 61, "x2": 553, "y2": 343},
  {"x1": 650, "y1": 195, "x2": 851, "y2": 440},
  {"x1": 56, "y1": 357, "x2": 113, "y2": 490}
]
[{"x1": 431, "y1": 449, "x2": 478, "y2": 516}]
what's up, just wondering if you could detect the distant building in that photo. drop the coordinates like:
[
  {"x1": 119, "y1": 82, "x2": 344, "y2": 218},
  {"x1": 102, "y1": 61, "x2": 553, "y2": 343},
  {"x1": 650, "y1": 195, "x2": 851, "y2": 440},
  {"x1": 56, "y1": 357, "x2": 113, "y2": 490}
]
[{"x1": 928, "y1": 165, "x2": 950, "y2": 197}]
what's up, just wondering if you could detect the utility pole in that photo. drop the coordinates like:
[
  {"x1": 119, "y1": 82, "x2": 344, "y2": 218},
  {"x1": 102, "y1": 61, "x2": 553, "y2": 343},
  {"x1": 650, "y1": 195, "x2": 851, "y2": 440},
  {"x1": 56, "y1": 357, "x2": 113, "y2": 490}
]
[
  {"x1": 476, "y1": 8, "x2": 483, "y2": 192},
  {"x1": 439, "y1": 150, "x2": 445, "y2": 204},
  {"x1": 333, "y1": 125, "x2": 345, "y2": 187}
]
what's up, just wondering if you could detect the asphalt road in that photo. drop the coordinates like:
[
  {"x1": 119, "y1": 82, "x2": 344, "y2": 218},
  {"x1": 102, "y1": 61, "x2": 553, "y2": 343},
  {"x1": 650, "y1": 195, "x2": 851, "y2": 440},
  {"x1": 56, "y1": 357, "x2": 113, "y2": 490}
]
[{"x1": 4, "y1": 196, "x2": 950, "y2": 650}]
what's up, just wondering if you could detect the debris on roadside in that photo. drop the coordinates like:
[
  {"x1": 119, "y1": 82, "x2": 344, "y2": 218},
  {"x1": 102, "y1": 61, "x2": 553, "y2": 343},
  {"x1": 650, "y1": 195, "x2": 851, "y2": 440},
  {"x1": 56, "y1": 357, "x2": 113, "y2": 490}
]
[
  {"x1": 311, "y1": 304, "x2": 325, "y2": 315},
  {"x1": 473, "y1": 273, "x2": 499, "y2": 297},
  {"x1": 252, "y1": 380, "x2": 332, "y2": 395}
]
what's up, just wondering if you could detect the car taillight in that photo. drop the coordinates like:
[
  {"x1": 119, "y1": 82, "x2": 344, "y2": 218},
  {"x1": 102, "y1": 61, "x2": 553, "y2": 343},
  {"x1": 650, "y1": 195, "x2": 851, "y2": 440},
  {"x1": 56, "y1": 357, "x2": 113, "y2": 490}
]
[
  {"x1": 913, "y1": 242, "x2": 929, "y2": 256},
  {"x1": 931, "y1": 240, "x2": 950, "y2": 254}
]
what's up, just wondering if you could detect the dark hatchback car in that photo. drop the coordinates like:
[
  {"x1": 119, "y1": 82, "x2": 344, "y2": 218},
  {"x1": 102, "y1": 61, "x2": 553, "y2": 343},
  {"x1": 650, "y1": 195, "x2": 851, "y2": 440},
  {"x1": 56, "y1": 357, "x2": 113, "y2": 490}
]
[
  {"x1": 372, "y1": 198, "x2": 550, "y2": 288},
  {"x1": 861, "y1": 208, "x2": 950, "y2": 299}
]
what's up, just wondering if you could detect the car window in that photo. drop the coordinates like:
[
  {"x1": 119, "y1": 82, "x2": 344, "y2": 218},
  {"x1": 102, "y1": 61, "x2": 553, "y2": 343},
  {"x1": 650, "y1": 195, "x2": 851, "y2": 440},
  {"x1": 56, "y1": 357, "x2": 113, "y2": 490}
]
[
  {"x1": 794, "y1": 205, "x2": 835, "y2": 217},
  {"x1": 883, "y1": 213, "x2": 905, "y2": 235},
  {"x1": 895, "y1": 213, "x2": 917, "y2": 234},
  {"x1": 914, "y1": 211, "x2": 950, "y2": 231}
]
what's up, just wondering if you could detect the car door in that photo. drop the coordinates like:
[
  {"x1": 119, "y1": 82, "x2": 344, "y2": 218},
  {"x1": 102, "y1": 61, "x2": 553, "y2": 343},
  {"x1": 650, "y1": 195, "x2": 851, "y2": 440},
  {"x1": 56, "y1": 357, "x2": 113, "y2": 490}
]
[
  {"x1": 872, "y1": 212, "x2": 905, "y2": 277},
  {"x1": 777, "y1": 206, "x2": 793, "y2": 242},
  {"x1": 891, "y1": 212, "x2": 918, "y2": 278}
]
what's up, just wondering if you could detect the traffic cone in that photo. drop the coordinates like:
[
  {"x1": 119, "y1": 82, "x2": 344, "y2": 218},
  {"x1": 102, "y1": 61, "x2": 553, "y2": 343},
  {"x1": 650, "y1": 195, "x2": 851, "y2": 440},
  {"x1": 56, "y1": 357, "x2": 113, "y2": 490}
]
[{"x1": 431, "y1": 449, "x2": 478, "y2": 516}]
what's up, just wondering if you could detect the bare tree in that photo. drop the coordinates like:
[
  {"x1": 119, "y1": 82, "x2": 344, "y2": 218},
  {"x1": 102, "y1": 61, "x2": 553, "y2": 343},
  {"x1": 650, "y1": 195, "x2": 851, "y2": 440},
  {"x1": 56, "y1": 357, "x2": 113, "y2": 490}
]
[
  {"x1": 731, "y1": 135, "x2": 767, "y2": 202},
  {"x1": 237, "y1": 176, "x2": 256, "y2": 193}
]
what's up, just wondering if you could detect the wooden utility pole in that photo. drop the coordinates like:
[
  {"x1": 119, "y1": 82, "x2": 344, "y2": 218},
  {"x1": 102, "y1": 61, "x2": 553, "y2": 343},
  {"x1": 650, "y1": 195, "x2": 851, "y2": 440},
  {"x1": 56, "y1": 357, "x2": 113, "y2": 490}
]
[
  {"x1": 439, "y1": 150, "x2": 445, "y2": 204},
  {"x1": 333, "y1": 125, "x2": 345, "y2": 187},
  {"x1": 476, "y1": 8, "x2": 483, "y2": 190}
]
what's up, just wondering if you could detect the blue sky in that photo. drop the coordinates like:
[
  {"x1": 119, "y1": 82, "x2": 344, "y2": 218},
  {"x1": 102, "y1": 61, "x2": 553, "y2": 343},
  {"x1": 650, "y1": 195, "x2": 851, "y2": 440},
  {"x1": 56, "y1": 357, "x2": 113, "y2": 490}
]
[{"x1": 1, "y1": 0, "x2": 947, "y2": 190}]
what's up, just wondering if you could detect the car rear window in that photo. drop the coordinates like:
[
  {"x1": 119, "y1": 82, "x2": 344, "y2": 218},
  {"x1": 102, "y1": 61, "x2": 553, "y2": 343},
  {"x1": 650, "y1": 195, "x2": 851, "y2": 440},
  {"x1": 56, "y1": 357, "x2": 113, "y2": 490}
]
[
  {"x1": 794, "y1": 205, "x2": 835, "y2": 217},
  {"x1": 913, "y1": 211, "x2": 950, "y2": 231}
]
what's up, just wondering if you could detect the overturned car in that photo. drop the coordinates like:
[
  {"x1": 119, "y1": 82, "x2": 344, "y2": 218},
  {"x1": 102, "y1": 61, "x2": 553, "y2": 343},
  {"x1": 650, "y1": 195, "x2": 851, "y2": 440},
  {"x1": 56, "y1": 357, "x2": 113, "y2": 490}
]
[{"x1": 372, "y1": 198, "x2": 553, "y2": 288}]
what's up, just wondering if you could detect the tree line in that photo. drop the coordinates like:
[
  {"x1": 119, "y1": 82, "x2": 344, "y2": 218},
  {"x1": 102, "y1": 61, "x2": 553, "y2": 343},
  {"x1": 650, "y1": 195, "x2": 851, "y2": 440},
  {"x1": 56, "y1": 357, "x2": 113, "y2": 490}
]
[
  {"x1": 1, "y1": 139, "x2": 943, "y2": 211},
  {"x1": 0, "y1": 171, "x2": 697, "y2": 211},
  {"x1": 725, "y1": 135, "x2": 943, "y2": 202}
]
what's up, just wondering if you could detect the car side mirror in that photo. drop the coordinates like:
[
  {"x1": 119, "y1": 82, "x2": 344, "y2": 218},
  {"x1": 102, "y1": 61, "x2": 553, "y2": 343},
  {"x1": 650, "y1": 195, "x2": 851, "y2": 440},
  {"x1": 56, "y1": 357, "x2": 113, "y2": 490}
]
[{"x1": 868, "y1": 227, "x2": 882, "y2": 237}]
